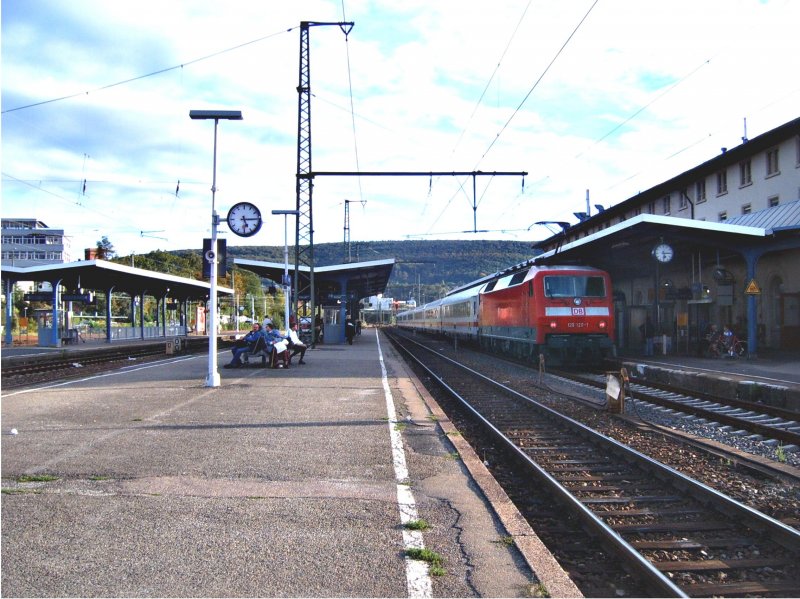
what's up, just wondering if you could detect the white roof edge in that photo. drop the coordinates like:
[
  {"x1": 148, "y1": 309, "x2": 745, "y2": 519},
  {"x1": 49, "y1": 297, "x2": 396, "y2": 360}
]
[
  {"x1": 535, "y1": 214, "x2": 766, "y2": 261},
  {"x1": 234, "y1": 258, "x2": 395, "y2": 273},
  {"x1": 317, "y1": 258, "x2": 395, "y2": 272},
  {"x1": 1, "y1": 259, "x2": 229, "y2": 293}
]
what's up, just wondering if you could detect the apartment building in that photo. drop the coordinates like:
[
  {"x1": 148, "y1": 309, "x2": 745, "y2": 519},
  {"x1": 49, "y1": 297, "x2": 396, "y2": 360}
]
[{"x1": 1, "y1": 218, "x2": 71, "y2": 267}]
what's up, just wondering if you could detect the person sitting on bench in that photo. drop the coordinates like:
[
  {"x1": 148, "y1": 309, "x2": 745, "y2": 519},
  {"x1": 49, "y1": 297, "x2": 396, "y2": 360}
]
[
  {"x1": 224, "y1": 323, "x2": 263, "y2": 369},
  {"x1": 264, "y1": 322, "x2": 290, "y2": 368},
  {"x1": 286, "y1": 322, "x2": 307, "y2": 365}
]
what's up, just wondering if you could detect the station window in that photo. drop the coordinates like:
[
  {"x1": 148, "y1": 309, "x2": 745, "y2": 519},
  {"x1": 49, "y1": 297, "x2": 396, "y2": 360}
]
[
  {"x1": 768, "y1": 195, "x2": 779, "y2": 207},
  {"x1": 739, "y1": 160, "x2": 752, "y2": 187},
  {"x1": 766, "y1": 147, "x2": 780, "y2": 177},
  {"x1": 718, "y1": 211, "x2": 728, "y2": 222},
  {"x1": 678, "y1": 189, "x2": 688, "y2": 210},
  {"x1": 796, "y1": 135, "x2": 800, "y2": 166},
  {"x1": 662, "y1": 194, "x2": 671, "y2": 215},
  {"x1": 716, "y1": 170, "x2": 728, "y2": 195},
  {"x1": 741, "y1": 203, "x2": 751, "y2": 215},
  {"x1": 696, "y1": 179, "x2": 706, "y2": 203},
  {"x1": 647, "y1": 201, "x2": 655, "y2": 214}
]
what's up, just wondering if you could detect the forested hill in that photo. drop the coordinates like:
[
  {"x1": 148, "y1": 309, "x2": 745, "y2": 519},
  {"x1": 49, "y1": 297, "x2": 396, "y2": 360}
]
[{"x1": 228, "y1": 239, "x2": 536, "y2": 301}]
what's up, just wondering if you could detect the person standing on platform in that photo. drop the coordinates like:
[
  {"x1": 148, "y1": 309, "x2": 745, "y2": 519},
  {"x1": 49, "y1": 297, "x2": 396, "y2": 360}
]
[
  {"x1": 345, "y1": 315, "x2": 356, "y2": 345},
  {"x1": 640, "y1": 316, "x2": 655, "y2": 356}
]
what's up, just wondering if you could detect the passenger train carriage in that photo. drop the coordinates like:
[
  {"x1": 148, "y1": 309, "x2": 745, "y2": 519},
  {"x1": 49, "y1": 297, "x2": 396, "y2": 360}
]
[{"x1": 397, "y1": 265, "x2": 616, "y2": 365}]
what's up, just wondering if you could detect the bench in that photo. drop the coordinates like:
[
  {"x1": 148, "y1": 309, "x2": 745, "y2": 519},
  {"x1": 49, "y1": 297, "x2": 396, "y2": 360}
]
[
  {"x1": 243, "y1": 340, "x2": 290, "y2": 368},
  {"x1": 242, "y1": 336, "x2": 270, "y2": 367},
  {"x1": 61, "y1": 328, "x2": 82, "y2": 345}
]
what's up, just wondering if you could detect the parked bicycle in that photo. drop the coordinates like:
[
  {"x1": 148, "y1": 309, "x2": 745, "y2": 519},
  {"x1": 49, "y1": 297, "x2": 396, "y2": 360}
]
[{"x1": 705, "y1": 325, "x2": 746, "y2": 358}]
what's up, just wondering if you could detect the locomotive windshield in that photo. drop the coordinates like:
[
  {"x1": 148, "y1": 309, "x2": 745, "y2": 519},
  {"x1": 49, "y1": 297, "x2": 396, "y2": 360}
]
[{"x1": 544, "y1": 275, "x2": 606, "y2": 298}]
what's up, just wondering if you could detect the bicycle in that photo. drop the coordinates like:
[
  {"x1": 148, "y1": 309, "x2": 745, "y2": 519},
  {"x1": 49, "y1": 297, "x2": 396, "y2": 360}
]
[{"x1": 728, "y1": 337, "x2": 747, "y2": 357}]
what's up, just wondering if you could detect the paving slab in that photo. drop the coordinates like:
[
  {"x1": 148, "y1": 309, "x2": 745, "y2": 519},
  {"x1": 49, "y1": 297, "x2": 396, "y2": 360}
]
[{"x1": 2, "y1": 329, "x2": 542, "y2": 597}]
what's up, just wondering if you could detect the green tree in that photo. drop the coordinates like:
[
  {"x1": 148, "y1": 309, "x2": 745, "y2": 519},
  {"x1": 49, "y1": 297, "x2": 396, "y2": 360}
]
[{"x1": 96, "y1": 236, "x2": 116, "y2": 259}]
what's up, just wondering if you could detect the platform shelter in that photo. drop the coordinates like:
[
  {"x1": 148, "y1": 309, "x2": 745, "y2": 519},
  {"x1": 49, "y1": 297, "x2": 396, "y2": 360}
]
[
  {"x1": 2, "y1": 260, "x2": 232, "y2": 347},
  {"x1": 234, "y1": 258, "x2": 394, "y2": 344},
  {"x1": 530, "y1": 204, "x2": 800, "y2": 356}
]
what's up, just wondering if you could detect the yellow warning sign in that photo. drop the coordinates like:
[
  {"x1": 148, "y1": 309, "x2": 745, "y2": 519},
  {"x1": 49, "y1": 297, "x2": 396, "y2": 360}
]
[{"x1": 745, "y1": 279, "x2": 761, "y2": 295}]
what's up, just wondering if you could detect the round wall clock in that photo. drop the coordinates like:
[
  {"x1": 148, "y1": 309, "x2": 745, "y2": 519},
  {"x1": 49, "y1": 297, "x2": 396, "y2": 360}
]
[
  {"x1": 226, "y1": 202, "x2": 262, "y2": 237},
  {"x1": 652, "y1": 242, "x2": 674, "y2": 263}
]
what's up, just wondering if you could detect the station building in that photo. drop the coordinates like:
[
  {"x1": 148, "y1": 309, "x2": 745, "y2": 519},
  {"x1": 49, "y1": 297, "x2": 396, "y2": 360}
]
[
  {"x1": 1, "y1": 218, "x2": 71, "y2": 267},
  {"x1": 532, "y1": 116, "x2": 800, "y2": 356}
]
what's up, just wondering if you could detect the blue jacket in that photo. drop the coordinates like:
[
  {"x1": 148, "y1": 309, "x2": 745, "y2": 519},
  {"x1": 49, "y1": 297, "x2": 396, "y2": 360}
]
[
  {"x1": 264, "y1": 328, "x2": 285, "y2": 346},
  {"x1": 243, "y1": 328, "x2": 264, "y2": 350}
]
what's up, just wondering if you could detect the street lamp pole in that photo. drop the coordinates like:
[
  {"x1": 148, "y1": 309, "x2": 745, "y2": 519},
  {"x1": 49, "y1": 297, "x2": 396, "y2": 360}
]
[
  {"x1": 190, "y1": 109, "x2": 243, "y2": 388},
  {"x1": 272, "y1": 209, "x2": 299, "y2": 332}
]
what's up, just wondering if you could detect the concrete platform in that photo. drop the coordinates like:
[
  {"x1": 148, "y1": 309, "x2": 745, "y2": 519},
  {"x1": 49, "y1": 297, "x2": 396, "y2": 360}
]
[
  {"x1": 616, "y1": 350, "x2": 800, "y2": 412},
  {"x1": 1, "y1": 329, "x2": 576, "y2": 597}
]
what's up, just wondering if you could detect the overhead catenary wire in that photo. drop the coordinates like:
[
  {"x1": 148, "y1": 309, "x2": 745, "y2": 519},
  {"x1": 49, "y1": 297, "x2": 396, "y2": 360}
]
[
  {"x1": 475, "y1": 0, "x2": 600, "y2": 167},
  {"x1": 449, "y1": 0, "x2": 534, "y2": 161},
  {"x1": 339, "y1": 0, "x2": 365, "y2": 208},
  {"x1": 2, "y1": 26, "x2": 298, "y2": 114}
]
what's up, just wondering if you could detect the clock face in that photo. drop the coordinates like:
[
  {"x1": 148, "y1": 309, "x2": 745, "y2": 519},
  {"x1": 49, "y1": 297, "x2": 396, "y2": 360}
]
[
  {"x1": 652, "y1": 243, "x2": 674, "y2": 263},
  {"x1": 226, "y1": 202, "x2": 262, "y2": 237}
]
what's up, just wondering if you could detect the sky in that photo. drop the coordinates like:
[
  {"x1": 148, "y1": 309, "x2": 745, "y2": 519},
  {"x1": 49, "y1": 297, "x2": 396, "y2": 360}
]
[{"x1": 2, "y1": 0, "x2": 799, "y2": 259}]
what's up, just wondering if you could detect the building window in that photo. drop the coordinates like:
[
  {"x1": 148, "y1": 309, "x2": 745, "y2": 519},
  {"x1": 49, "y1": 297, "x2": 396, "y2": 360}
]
[
  {"x1": 678, "y1": 189, "x2": 688, "y2": 210},
  {"x1": 796, "y1": 135, "x2": 800, "y2": 166},
  {"x1": 716, "y1": 170, "x2": 728, "y2": 195},
  {"x1": 741, "y1": 203, "x2": 751, "y2": 215},
  {"x1": 696, "y1": 179, "x2": 706, "y2": 203},
  {"x1": 647, "y1": 201, "x2": 655, "y2": 214},
  {"x1": 766, "y1": 147, "x2": 780, "y2": 176},
  {"x1": 634, "y1": 207, "x2": 641, "y2": 216},
  {"x1": 662, "y1": 195, "x2": 671, "y2": 215},
  {"x1": 718, "y1": 211, "x2": 728, "y2": 222},
  {"x1": 739, "y1": 160, "x2": 752, "y2": 186},
  {"x1": 768, "y1": 195, "x2": 779, "y2": 207}
]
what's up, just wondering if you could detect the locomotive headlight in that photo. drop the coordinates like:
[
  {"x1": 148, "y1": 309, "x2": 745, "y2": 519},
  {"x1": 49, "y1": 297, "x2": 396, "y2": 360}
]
[{"x1": 549, "y1": 321, "x2": 557, "y2": 329}]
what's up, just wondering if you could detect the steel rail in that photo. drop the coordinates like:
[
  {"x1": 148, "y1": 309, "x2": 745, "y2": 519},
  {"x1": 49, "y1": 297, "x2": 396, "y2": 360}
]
[
  {"x1": 389, "y1": 330, "x2": 800, "y2": 596},
  {"x1": 556, "y1": 370, "x2": 800, "y2": 447}
]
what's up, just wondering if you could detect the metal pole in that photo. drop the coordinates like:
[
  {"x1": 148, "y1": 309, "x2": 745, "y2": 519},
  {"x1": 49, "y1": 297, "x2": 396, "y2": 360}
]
[
  {"x1": 206, "y1": 118, "x2": 221, "y2": 387},
  {"x1": 272, "y1": 209, "x2": 299, "y2": 333},
  {"x1": 283, "y1": 214, "x2": 290, "y2": 332}
]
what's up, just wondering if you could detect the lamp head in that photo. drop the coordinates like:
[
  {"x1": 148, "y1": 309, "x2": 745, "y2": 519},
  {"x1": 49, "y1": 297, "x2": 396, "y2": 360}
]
[{"x1": 189, "y1": 110, "x2": 243, "y2": 120}]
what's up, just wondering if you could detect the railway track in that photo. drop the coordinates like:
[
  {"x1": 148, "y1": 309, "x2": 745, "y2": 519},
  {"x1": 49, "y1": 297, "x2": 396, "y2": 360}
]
[
  {"x1": 555, "y1": 370, "x2": 800, "y2": 449},
  {"x1": 387, "y1": 330, "x2": 800, "y2": 597},
  {"x1": 1, "y1": 338, "x2": 209, "y2": 389}
]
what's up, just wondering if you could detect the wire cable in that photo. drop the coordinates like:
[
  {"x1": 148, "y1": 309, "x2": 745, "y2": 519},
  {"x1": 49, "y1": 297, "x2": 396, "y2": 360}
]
[
  {"x1": 450, "y1": 0, "x2": 533, "y2": 159},
  {"x1": 475, "y1": 0, "x2": 600, "y2": 167},
  {"x1": 339, "y1": 1, "x2": 365, "y2": 208},
  {"x1": 2, "y1": 26, "x2": 297, "y2": 114}
]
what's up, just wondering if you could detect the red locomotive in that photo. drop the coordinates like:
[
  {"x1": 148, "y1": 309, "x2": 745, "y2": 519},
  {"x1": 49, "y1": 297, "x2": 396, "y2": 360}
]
[{"x1": 397, "y1": 264, "x2": 616, "y2": 365}]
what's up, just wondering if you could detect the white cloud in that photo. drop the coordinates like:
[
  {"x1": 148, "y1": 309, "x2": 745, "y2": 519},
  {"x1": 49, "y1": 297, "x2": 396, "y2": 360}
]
[{"x1": 2, "y1": 0, "x2": 799, "y2": 257}]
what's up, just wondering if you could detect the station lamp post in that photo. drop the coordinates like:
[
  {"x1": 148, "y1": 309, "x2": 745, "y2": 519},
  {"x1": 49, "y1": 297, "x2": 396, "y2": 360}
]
[
  {"x1": 190, "y1": 109, "x2": 243, "y2": 388},
  {"x1": 271, "y1": 209, "x2": 299, "y2": 332}
]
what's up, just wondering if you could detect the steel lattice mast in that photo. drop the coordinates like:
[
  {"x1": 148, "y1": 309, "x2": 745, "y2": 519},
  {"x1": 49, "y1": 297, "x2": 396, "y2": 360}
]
[{"x1": 294, "y1": 21, "x2": 353, "y2": 344}]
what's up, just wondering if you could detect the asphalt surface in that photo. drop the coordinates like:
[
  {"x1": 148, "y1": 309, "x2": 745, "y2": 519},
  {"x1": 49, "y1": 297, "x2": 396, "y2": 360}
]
[{"x1": 1, "y1": 330, "x2": 542, "y2": 598}]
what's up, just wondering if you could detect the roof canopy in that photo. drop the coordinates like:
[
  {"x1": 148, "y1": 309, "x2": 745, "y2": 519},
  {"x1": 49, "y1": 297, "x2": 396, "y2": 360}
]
[
  {"x1": 1, "y1": 260, "x2": 231, "y2": 300},
  {"x1": 235, "y1": 258, "x2": 395, "y2": 300},
  {"x1": 531, "y1": 212, "x2": 799, "y2": 278}
]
